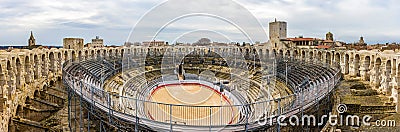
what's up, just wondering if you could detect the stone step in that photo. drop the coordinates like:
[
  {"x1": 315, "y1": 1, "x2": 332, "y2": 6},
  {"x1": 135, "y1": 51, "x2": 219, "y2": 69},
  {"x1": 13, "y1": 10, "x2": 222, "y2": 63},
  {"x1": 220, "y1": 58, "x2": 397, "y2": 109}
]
[
  {"x1": 32, "y1": 98, "x2": 61, "y2": 108},
  {"x1": 48, "y1": 86, "x2": 67, "y2": 94},
  {"x1": 12, "y1": 117, "x2": 49, "y2": 130},
  {"x1": 45, "y1": 91, "x2": 67, "y2": 100}
]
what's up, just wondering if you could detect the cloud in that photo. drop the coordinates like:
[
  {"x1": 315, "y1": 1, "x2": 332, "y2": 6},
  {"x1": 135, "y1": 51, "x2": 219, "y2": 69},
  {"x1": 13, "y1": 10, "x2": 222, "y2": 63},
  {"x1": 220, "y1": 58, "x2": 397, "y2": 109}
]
[{"x1": 0, "y1": 0, "x2": 399, "y2": 46}]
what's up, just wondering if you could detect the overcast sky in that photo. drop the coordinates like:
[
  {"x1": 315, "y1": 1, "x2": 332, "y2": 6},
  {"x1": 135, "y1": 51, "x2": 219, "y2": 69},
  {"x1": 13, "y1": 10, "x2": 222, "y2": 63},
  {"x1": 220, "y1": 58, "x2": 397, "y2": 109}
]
[{"x1": 0, "y1": 0, "x2": 399, "y2": 46}]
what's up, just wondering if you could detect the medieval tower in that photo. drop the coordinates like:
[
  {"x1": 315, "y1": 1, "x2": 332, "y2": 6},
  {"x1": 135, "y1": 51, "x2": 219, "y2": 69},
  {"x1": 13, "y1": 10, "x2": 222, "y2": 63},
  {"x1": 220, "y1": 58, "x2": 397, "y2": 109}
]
[{"x1": 269, "y1": 19, "x2": 287, "y2": 49}]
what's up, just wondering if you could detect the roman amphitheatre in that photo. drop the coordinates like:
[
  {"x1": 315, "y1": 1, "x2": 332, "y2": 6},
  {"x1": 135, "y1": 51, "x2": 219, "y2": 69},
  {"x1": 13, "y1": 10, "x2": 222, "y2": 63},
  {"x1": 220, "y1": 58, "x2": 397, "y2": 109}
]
[{"x1": 1, "y1": 20, "x2": 400, "y2": 131}]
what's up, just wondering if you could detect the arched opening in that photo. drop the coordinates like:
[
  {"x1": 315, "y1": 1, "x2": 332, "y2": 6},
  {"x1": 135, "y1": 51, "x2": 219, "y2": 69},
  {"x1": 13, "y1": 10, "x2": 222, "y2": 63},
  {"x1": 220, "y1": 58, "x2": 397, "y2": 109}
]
[
  {"x1": 85, "y1": 50, "x2": 89, "y2": 59},
  {"x1": 293, "y1": 50, "x2": 298, "y2": 59},
  {"x1": 354, "y1": 54, "x2": 360, "y2": 77},
  {"x1": 272, "y1": 49, "x2": 277, "y2": 58},
  {"x1": 382, "y1": 60, "x2": 392, "y2": 94},
  {"x1": 7, "y1": 61, "x2": 13, "y2": 96},
  {"x1": 34, "y1": 55, "x2": 39, "y2": 79},
  {"x1": 317, "y1": 51, "x2": 322, "y2": 61},
  {"x1": 309, "y1": 51, "x2": 313, "y2": 60},
  {"x1": 49, "y1": 52, "x2": 55, "y2": 72},
  {"x1": 91, "y1": 50, "x2": 95, "y2": 58},
  {"x1": 57, "y1": 52, "x2": 62, "y2": 72},
  {"x1": 265, "y1": 49, "x2": 270, "y2": 59},
  {"x1": 64, "y1": 51, "x2": 68, "y2": 61},
  {"x1": 345, "y1": 54, "x2": 350, "y2": 74},
  {"x1": 71, "y1": 51, "x2": 76, "y2": 61},
  {"x1": 78, "y1": 51, "x2": 82, "y2": 61},
  {"x1": 285, "y1": 50, "x2": 290, "y2": 58},
  {"x1": 41, "y1": 54, "x2": 47, "y2": 76},
  {"x1": 326, "y1": 52, "x2": 331, "y2": 65},
  {"x1": 364, "y1": 56, "x2": 371, "y2": 80},
  {"x1": 373, "y1": 58, "x2": 382, "y2": 87},
  {"x1": 279, "y1": 50, "x2": 283, "y2": 58},
  {"x1": 334, "y1": 53, "x2": 340, "y2": 65},
  {"x1": 24, "y1": 56, "x2": 30, "y2": 83},
  {"x1": 301, "y1": 51, "x2": 306, "y2": 59},
  {"x1": 16, "y1": 58, "x2": 22, "y2": 90},
  {"x1": 97, "y1": 50, "x2": 101, "y2": 58}
]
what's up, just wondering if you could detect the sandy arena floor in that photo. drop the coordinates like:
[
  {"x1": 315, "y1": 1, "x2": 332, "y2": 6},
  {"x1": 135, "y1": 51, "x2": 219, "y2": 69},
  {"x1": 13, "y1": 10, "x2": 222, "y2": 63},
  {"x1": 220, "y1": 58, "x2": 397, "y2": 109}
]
[{"x1": 145, "y1": 83, "x2": 239, "y2": 126}]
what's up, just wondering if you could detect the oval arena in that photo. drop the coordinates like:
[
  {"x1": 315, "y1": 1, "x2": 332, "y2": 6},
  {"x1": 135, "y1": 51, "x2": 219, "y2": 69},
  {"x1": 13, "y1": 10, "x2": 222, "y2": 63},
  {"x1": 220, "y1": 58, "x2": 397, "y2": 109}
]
[{"x1": 62, "y1": 46, "x2": 341, "y2": 131}]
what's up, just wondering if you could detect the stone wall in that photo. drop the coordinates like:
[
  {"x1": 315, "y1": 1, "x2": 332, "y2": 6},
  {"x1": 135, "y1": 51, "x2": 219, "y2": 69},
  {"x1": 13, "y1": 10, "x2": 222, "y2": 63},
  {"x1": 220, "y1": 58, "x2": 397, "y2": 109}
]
[{"x1": 1, "y1": 45, "x2": 400, "y2": 131}]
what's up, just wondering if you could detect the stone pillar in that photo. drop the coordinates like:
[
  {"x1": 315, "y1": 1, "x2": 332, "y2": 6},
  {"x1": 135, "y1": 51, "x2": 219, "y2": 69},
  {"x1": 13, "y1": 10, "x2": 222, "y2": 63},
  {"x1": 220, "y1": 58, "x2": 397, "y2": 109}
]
[
  {"x1": 390, "y1": 76, "x2": 399, "y2": 102},
  {"x1": 360, "y1": 60, "x2": 368, "y2": 80},
  {"x1": 370, "y1": 65, "x2": 380, "y2": 90},
  {"x1": 380, "y1": 68, "x2": 390, "y2": 95}
]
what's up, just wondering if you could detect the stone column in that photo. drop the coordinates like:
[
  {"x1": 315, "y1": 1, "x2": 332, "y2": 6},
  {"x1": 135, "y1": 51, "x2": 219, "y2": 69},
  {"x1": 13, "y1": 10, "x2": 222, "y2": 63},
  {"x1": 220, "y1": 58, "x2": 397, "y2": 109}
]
[
  {"x1": 380, "y1": 68, "x2": 391, "y2": 95},
  {"x1": 360, "y1": 59, "x2": 368, "y2": 81},
  {"x1": 370, "y1": 65, "x2": 380, "y2": 90}
]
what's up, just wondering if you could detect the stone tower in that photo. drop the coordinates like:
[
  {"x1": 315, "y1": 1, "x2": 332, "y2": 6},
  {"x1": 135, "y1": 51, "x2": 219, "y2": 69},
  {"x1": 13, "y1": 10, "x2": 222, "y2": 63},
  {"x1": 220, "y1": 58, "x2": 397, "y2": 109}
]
[
  {"x1": 63, "y1": 38, "x2": 84, "y2": 50},
  {"x1": 359, "y1": 36, "x2": 365, "y2": 44},
  {"x1": 269, "y1": 19, "x2": 287, "y2": 49},
  {"x1": 326, "y1": 32, "x2": 334, "y2": 41},
  {"x1": 28, "y1": 31, "x2": 36, "y2": 46}
]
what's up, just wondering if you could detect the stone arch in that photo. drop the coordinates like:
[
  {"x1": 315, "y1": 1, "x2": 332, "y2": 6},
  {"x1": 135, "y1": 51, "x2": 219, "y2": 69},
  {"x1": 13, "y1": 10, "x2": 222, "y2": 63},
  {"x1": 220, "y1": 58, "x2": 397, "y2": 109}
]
[
  {"x1": 363, "y1": 56, "x2": 371, "y2": 81},
  {"x1": 372, "y1": 58, "x2": 382, "y2": 88},
  {"x1": 285, "y1": 50, "x2": 290, "y2": 58},
  {"x1": 317, "y1": 51, "x2": 322, "y2": 61},
  {"x1": 345, "y1": 54, "x2": 350, "y2": 74},
  {"x1": 78, "y1": 50, "x2": 82, "y2": 61},
  {"x1": 84, "y1": 50, "x2": 89, "y2": 59},
  {"x1": 272, "y1": 49, "x2": 277, "y2": 58},
  {"x1": 301, "y1": 50, "x2": 306, "y2": 59},
  {"x1": 309, "y1": 51, "x2": 313, "y2": 60},
  {"x1": 279, "y1": 50, "x2": 283, "y2": 58},
  {"x1": 326, "y1": 52, "x2": 331, "y2": 65},
  {"x1": 334, "y1": 53, "x2": 340, "y2": 64},
  {"x1": 34, "y1": 55, "x2": 39, "y2": 79},
  {"x1": 57, "y1": 52, "x2": 62, "y2": 72},
  {"x1": 382, "y1": 60, "x2": 392, "y2": 94},
  {"x1": 16, "y1": 58, "x2": 22, "y2": 90},
  {"x1": 24, "y1": 56, "x2": 30, "y2": 83},
  {"x1": 265, "y1": 49, "x2": 270, "y2": 59},
  {"x1": 293, "y1": 50, "x2": 298, "y2": 59},
  {"x1": 258, "y1": 49, "x2": 263, "y2": 59},
  {"x1": 96, "y1": 50, "x2": 101, "y2": 58},
  {"x1": 354, "y1": 54, "x2": 360, "y2": 77},
  {"x1": 41, "y1": 54, "x2": 47, "y2": 76},
  {"x1": 91, "y1": 50, "x2": 95, "y2": 58},
  {"x1": 57, "y1": 52, "x2": 62, "y2": 62},
  {"x1": 64, "y1": 51, "x2": 68, "y2": 61},
  {"x1": 71, "y1": 51, "x2": 76, "y2": 61},
  {"x1": 6, "y1": 60, "x2": 13, "y2": 96},
  {"x1": 49, "y1": 52, "x2": 55, "y2": 72},
  {"x1": 103, "y1": 49, "x2": 107, "y2": 57}
]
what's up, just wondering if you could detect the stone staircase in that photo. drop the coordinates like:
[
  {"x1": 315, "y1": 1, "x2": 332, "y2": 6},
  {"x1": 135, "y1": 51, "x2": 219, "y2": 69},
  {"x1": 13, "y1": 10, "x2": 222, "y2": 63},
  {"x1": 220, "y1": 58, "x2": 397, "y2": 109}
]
[{"x1": 9, "y1": 81, "x2": 68, "y2": 132}]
